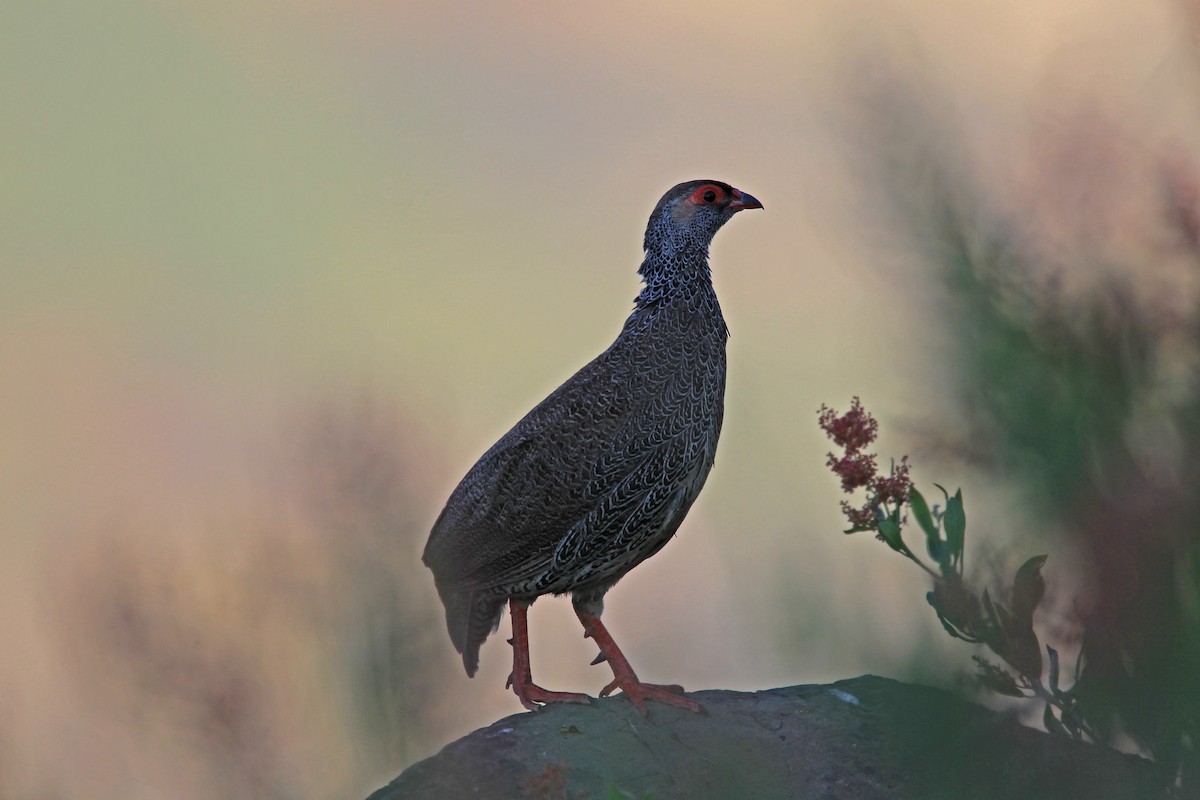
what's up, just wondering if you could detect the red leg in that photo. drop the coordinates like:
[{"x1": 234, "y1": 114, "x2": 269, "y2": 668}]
[
  {"x1": 574, "y1": 607, "x2": 702, "y2": 715},
  {"x1": 506, "y1": 600, "x2": 591, "y2": 711}
]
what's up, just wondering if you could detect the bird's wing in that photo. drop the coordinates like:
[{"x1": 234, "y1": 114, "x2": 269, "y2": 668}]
[
  {"x1": 423, "y1": 350, "x2": 637, "y2": 589},
  {"x1": 546, "y1": 431, "x2": 710, "y2": 576}
]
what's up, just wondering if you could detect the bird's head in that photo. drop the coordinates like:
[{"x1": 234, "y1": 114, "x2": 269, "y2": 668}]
[{"x1": 643, "y1": 179, "x2": 763, "y2": 258}]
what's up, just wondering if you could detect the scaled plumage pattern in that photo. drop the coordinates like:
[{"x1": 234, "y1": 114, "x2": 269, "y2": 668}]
[{"x1": 423, "y1": 180, "x2": 762, "y2": 713}]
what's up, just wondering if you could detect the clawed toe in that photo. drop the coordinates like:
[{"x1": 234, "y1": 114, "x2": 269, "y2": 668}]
[
  {"x1": 599, "y1": 678, "x2": 702, "y2": 714},
  {"x1": 512, "y1": 680, "x2": 592, "y2": 711}
]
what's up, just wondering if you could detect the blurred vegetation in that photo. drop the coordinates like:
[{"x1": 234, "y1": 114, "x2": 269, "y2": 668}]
[
  {"x1": 40, "y1": 395, "x2": 445, "y2": 800},
  {"x1": 290, "y1": 396, "x2": 445, "y2": 767},
  {"x1": 932, "y1": 183, "x2": 1200, "y2": 791},
  {"x1": 840, "y1": 50, "x2": 1200, "y2": 794}
]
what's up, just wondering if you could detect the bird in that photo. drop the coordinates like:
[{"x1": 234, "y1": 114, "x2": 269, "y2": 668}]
[{"x1": 423, "y1": 179, "x2": 762, "y2": 713}]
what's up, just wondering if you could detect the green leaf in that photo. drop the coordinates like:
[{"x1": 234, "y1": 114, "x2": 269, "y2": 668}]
[
  {"x1": 877, "y1": 517, "x2": 904, "y2": 552},
  {"x1": 1012, "y1": 554, "x2": 1048, "y2": 623},
  {"x1": 909, "y1": 487, "x2": 938, "y2": 540},
  {"x1": 943, "y1": 490, "x2": 966, "y2": 563},
  {"x1": 993, "y1": 602, "x2": 1016, "y2": 647},
  {"x1": 1047, "y1": 645, "x2": 1060, "y2": 694},
  {"x1": 910, "y1": 487, "x2": 949, "y2": 568},
  {"x1": 931, "y1": 597, "x2": 972, "y2": 641},
  {"x1": 1059, "y1": 708, "x2": 1082, "y2": 739},
  {"x1": 1043, "y1": 702, "x2": 1069, "y2": 738},
  {"x1": 981, "y1": 588, "x2": 999, "y2": 629},
  {"x1": 929, "y1": 581, "x2": 987, "y2": 643},
  {"x1": 973, "y1": 656, "x2": 1026, "y2": 698},
  {"x1": 994, "y1": 601, "x2": 1042, "y2": 679},
  {"x1": 927, "y1": 538, "x2": 947, "y2": 566}
]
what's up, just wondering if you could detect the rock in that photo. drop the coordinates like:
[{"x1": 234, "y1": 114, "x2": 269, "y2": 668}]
[{"x1": 367, "y1": 675, "x2": 1165, "y2": 800}]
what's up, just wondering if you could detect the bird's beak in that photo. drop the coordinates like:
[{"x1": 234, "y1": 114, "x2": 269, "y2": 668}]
[{"x1": 728, "y1": 188, "x2": 763, "y2": 212}]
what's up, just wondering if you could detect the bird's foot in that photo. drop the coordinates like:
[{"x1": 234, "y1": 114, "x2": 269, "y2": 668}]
[
  {"x1": 575, "y1": 607, "x2": 703, "y2": 715},
  {"x1": 506, "y1": 672, "x2": 591, "y2": 711},
  {"x1": 598, "y1": 677, "x2": 702, "y2": 715}
]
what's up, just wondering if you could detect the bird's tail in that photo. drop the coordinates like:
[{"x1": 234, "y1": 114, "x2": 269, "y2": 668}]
[{"x1": 438, "y1": 585, "x2": 506, "y2": 677}]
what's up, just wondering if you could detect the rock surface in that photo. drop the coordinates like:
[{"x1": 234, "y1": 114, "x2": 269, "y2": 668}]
[{"x1": 368, "y1": 675, "x2": 1165, "y2": 800}]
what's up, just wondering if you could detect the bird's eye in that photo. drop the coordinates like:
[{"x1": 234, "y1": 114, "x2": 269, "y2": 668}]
[{"x1": 690, "y1": 184, "x2": 725, "y2": 205}]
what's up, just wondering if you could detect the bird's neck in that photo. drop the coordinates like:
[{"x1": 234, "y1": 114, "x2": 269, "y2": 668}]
[
  {"x1": 634, "y1": 245, "x2": 714, "y2": 311},
  {"x1": 627, "y1": 248, "x2": 728, "y2": 344}
]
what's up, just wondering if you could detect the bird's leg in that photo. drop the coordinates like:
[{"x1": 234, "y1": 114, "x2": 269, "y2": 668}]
[
  {"x1": 573, "y1": 606, "x2": 702, "y2": 715},
  {"x1": 505, "y1": 600, "x2": 591, "y2": 711}
]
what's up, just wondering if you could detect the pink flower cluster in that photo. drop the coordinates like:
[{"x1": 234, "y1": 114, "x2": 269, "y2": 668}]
[{"x1": 818, "y1": 397, "x2": 913, "y2": 531}]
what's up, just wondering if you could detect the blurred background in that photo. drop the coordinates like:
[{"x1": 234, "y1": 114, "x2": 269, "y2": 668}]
[{"x1": 4, "y1": 1, "x2": 1200, "y2": 797}]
